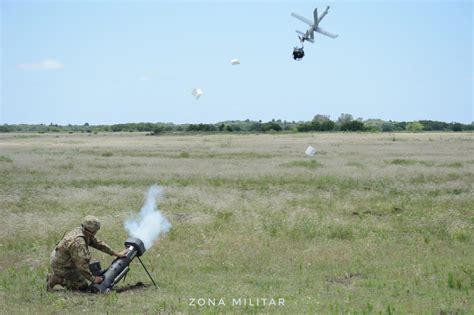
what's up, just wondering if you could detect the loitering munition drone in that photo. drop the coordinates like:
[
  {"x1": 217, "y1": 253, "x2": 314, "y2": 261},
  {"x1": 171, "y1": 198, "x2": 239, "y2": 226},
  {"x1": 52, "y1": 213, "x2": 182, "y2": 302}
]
[{"x1": 291, "y1": 6, "x2": 338, "y2": 60}]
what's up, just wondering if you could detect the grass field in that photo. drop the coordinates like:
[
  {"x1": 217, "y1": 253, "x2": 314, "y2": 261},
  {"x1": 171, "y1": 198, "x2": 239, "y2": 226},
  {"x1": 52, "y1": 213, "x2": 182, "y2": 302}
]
[{"x1": 0, "y1": 132, "x2": 473, "y2": 314}]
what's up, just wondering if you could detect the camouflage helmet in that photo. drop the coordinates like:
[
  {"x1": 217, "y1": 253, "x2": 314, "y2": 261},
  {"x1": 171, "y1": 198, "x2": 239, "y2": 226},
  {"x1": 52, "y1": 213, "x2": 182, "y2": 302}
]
[{"x1": 82, "y1": 215, "x2": 101, "y2": 233}]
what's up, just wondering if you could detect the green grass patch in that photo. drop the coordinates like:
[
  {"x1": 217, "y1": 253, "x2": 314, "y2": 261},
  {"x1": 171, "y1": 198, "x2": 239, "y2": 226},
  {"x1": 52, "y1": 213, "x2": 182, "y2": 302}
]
[
  {"x1": 1, "y1": 133, "x2": 473, "y2": 314},
  {"x1": 13, "y1": 134, "x2": 40, "y2": 139},
  {"x1": 179, "y1": 152, "x2": 190, "y2": 158},
  {"x1": 386, "y1": 159, "x2": 463, "y2": 168},
  {"x1": 57, "y1": 162, "x2": 74, "y2": 170},
  {"x1": 203, "y1": 152, "x2": 273, "y2": 159},
  {"x1": 441, "y1": 161, "x2": 463, "y2": 168},
  {"x1": 447, "y1": 268, "x2": 474, "y2": 291},
  {"x1": 283, "y1": 160, "x2": 323, "y2": 169},
  {"x1": 0, "y1": 155, "x2": 13, "y2": 162},
  {"x1": 386, "y1": 159, "x2": 418, "y2": 165},
  {"x1": 345, "y1": 161, "x2": 365, "y2": 168},
  {"x1": 327, "y1": 225, "x2": 354, "y2": 240},
  {"x1": 288, "y1": 217, "x2": 318, "y2": 240},
  {"x1": 453, "y1": 231, "x2": 470, "y2": 242}
]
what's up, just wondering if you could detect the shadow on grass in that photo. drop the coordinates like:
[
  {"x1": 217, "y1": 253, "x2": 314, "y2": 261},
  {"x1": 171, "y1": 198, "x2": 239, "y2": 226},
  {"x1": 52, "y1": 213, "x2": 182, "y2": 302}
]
[
  {"x1": 48, "y1": 282, "x2": 151, "y2": 294},
  {"x1": 113, "y1": 281, "x2": 149, "y2": 293}
]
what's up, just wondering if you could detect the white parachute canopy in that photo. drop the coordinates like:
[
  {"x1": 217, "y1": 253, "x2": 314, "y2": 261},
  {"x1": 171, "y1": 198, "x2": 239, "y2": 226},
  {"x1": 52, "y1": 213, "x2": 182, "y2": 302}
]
[
  {"x1": 192, "y1": 88, "x2": 203, "y2": 100},
  {"x1": 305, "y1": 146, "x2": 317, "y2": 156},
  {"x1": 230, "y1": 59, "x2": 240, "y2": 65}
]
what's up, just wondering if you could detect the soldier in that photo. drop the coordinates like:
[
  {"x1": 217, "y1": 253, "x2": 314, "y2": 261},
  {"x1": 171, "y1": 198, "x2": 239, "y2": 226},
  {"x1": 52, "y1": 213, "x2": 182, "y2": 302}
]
[{"x1": 47, "y1": 215, "x2": 127, "y2": 291}]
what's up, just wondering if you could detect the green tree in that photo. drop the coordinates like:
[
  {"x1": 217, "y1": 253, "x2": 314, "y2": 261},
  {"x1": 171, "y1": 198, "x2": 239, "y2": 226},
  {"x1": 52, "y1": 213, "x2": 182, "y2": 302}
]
[
  {"x1": 337, "y1": 113, "x2": 353, "y2": 125},
  {"x1": 419, "y1": 120, "x2": 448, "y2": 131},
  {"x1": 261, "y1": 122, "x2": 282, "y2": 132},
  {"x1": 0, "y1": 125, "x2": 12, "y2": 132},
  {"x1": 152, "y1": 126, "x2": 165, "y2": 135},
  {"x1": 394, "y1": 121, "x2": 407, "y2": 131},
  {"x1": 450, "y1": 123, "x2": 463, "y2": 132},
  {"x1": 312, "y1": 114, "x2": 331, "y2": 124},
  {"x1": 248, "y1": 122, "x2": 262, "y2": 132},
  {"x1": 340, "y1": 120, "x2": 365, "y2": 131},
  {"x1": 406, "y1": 121, "x2": 424, "y2": 132},
  {"x1": 381, "y1": 122, "x2": 395, "y2": 132}
]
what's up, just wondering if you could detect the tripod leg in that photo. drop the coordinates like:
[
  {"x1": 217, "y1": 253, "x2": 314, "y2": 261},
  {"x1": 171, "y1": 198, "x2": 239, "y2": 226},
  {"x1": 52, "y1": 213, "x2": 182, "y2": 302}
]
[{"x1": 137, "y1": 256, "x2": 159, "y2": 288}]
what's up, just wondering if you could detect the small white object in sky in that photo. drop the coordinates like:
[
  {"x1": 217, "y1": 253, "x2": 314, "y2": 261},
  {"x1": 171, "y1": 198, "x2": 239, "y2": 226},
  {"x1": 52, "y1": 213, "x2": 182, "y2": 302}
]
[
  {"x1": 192, "y1": 88, "x2": 203, "y2": 100},
  {"x1": 230, "y1": 59, "x2": 240, "y2": 65},
  {"x1": 305, "y1": 146, "x2": 317, "y2": 156}
]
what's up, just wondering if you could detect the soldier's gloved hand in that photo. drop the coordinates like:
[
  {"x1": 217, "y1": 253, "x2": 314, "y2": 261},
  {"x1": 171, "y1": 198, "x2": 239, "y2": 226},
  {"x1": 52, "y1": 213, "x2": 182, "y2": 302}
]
[
  {"x1": 113, "y1": 249, "x2": 128, "y2": 258},
  {"x1": 93, "y1": 276, "x2": 103, "y2": 284}
]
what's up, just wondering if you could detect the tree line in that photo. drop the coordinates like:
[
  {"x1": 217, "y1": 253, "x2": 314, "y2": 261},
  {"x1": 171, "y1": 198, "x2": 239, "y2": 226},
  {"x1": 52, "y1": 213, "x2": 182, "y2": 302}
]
[{"x1": 0, "y1": 114, "x2": 472, "y2": 134}]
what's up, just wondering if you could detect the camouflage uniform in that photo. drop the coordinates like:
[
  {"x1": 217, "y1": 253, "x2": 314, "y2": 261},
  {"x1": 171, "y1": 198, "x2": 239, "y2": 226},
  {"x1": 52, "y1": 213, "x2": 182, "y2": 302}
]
[{"x1": 49, "y1": 226, "x2": 114, "y2": 291}]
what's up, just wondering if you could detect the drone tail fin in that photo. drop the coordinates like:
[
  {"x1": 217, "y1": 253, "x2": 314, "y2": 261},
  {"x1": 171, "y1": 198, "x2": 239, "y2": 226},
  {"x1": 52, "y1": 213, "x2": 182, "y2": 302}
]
[
  {"x1": 318, "y1": 6, "x2": 330, "y2": 22},
  {"x1": 313, "y1": 8, "x2": 319, "y2": 26}
]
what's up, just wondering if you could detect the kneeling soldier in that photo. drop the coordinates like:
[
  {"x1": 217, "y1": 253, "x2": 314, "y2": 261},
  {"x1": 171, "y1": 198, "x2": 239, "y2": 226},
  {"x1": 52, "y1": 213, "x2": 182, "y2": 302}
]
[{"x1": 47, "y1": 215, "x2": 126, "y2": 291}]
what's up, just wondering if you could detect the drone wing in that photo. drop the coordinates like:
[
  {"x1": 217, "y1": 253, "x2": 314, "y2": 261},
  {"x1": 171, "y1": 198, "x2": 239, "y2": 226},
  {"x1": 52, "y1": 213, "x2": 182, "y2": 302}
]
[
  {"x1": 315, "y1": 27, "x2": 338, "y2": 39},
  {"x1": 291, "y1": 12, "x2": 313, "y2": 26}
]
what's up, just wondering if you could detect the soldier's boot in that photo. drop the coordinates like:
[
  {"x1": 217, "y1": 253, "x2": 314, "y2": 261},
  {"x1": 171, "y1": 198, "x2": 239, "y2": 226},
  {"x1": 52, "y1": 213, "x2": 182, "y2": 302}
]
[{"x1": 46, "y1": 273, "x2": 63, "y2": 291}]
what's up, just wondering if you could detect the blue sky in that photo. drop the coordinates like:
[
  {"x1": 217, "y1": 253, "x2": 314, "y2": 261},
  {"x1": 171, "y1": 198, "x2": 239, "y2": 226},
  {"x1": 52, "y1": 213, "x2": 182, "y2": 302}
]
[{"x1": 1, "y1": 0, "x2": 472, "y2": 124}]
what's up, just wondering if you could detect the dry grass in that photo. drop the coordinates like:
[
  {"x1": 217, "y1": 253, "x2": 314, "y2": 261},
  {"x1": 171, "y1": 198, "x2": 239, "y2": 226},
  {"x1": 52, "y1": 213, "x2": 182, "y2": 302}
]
[{"x1": 0, "y1": 132, "x2": 473, "y2": 314}]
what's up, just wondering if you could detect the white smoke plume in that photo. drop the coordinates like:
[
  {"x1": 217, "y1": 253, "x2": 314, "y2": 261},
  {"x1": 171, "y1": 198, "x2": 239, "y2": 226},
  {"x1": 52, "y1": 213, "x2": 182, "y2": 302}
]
[{"x1": 124, "y1": 185, "x2": 171, "y2": 249}]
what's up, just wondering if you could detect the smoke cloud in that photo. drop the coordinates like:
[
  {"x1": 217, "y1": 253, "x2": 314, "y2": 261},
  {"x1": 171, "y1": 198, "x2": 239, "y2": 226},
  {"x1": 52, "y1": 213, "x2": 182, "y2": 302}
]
[{"x1": 124, "y1": 185, "x2": 171, "y2": 249}]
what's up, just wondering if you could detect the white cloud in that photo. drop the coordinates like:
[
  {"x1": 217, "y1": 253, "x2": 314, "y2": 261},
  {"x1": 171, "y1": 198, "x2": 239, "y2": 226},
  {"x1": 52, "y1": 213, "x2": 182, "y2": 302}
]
[
  {"x1": 18, "y1": 59, "x2": 64, "y2": 70},
  {"x1": 139, "y1": 75, "x2": 151, "y2": 81}
]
